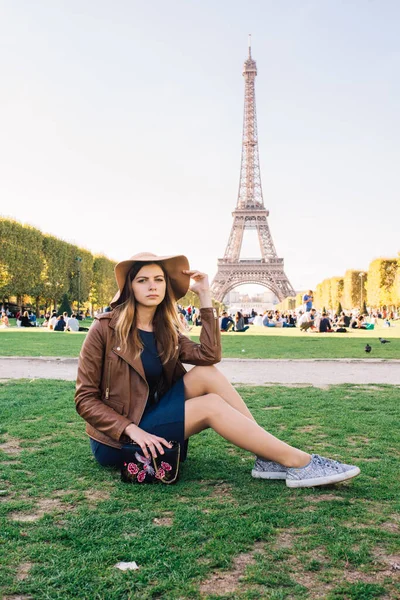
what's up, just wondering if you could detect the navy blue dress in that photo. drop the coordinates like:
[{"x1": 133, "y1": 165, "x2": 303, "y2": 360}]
[
  {"x1": 137, "y1": 330, "x2": 187, "y2": 460},
  {"x1": 90, "y1": 329, "x2": 187, "y2": 467}
]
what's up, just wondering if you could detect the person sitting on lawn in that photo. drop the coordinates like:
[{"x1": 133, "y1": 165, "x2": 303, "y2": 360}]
[
  {"x1": 193, "y1": 312, "x2": 202, "y2": 327},
  {"x1": 54, "y1": 315, "x2": 66, "y2": 331},
  {"x1": 298, "y1": 308, "x2": 316, "y2": 332},
  {"x1": 286, "y1": 312, "x2": 296, "y2": 327},
  {"x1": 75, "y1": 252, "x2": 360, "y2": 489},
  {"x1": 66, "y1": 313, "x2": 80, "y2": 332},
  {"x1": 252, "y1": 313, "x2": 263, "y2": 326},
  {"x1": 353, "y1": 315, "x2": 367, "y2": 330},
  {"x1": 262, "y1": 311, "x2": 275, "y2": 327},
  {"x1": 20, "y1": 311, "x2": 34, "y2": 327},
  {"x1": 220, "y1": 311, "x2": 234, "y2": 332},
  {"x1": 28, "y1": 311, "x2": 37, "y2": 326},
  {"x1": 42, "y1": 312, "x2": 50, "y2": 327},
  {"x1": 0, "y1": 311, "x2": 10, "y2": 328},
  {"x1": 319, "y1": 312, "x2": 333, "y2": 333},
  {"x1": 234, "y1": 311, "x2": 250, "y2": 332},
  {"x1": 48, "y1": 311, "x2": 58, "y2": 330},
  {"x1": 336, "y1": 312, "x2": 346, "y2": 328}
]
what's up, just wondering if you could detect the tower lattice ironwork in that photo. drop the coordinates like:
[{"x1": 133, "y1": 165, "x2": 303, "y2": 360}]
[{"x1": 211, "y1": 39, "x2": 295, "y2": 303}]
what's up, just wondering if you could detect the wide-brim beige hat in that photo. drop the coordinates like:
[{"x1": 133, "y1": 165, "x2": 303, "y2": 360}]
[{"x1": 111, "y1": 252, "x2": 190, "y2": 306}]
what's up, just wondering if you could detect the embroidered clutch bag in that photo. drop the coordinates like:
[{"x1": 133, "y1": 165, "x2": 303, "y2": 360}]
[{"x1": 120, "y1": 441, "x2": 180, "y2": 485}]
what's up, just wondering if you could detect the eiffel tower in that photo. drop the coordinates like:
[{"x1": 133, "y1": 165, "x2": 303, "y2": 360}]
[{"x1": 211, "y1": 39, "x2": 295, "y2": 303}]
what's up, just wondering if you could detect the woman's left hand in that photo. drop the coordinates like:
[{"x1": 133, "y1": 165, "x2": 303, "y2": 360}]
[{"x1": 183, "y1": 270, "x2": 210, "y2": 296}]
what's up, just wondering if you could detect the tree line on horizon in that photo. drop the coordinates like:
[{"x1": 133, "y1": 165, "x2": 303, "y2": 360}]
[
  {"x1": 0, "y1": 218, "x2": 117, "y2": 314},
  {"x1": 277, "y1": 256, "x2": 400, "y2": 313},
  {"x1": 0, "y1": 218, "x2": 224, "y2": 315}
]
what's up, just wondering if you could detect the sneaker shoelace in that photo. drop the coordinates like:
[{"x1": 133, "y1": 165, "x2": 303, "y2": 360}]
[{"x1": 314, "y1": 454, "x2": 341, "y2": 471}]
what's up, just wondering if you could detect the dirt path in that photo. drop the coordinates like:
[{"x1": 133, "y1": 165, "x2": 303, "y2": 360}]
[{"x1": 1, "y1": 356, "x2": 400, "y2": 386}]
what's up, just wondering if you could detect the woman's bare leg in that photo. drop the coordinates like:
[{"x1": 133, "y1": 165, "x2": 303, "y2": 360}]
[
  {"x1": 184, "y1": 393, "x2": 310, "y2": 468},
  {"x1": 184, "y1": 366, "x2": 255, "y2": 421}
]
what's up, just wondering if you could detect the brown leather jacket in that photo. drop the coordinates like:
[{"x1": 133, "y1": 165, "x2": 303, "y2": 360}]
[{"x1": 75, "y1": 307, "x2": 221, "y2": 448}]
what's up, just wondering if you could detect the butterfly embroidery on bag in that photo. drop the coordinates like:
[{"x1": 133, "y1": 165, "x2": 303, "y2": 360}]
[{"x1": 124, "y1": 453, "x2": 172, "y2": 483}]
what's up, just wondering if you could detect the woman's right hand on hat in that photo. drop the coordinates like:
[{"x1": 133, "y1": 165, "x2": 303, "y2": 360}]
[{"x1": 123, "y1": 423, "x2": 172, "y2": 459}]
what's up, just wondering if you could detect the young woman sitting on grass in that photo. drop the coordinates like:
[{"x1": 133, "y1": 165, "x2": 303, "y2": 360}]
[{"x1": 75, "y1": 252, "x2": 360, "y2": 489}]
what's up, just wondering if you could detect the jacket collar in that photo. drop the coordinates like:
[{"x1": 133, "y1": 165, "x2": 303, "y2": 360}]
[{"x1": 112, "y1": 344, "x2": 146, "y2": 382}]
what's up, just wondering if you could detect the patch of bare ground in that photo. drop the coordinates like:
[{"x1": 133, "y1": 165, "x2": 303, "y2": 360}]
[
  {"x1": 199, "y1": 541, "x2": 265, "y2": 596},
  {"x1": 227, "y1": 447, "x2": 243, "y2": 456},
  {"x1": 286, "y1": 547, "x2": 399, "y2": 599},
  {"x1": 379, "y1": 521, "x2": 400, "y2": 533},
  {"x1": 352, "y1": 385, "x2": 387, "y2": 392},
  {"x1": 52, "y1": 489, "x2": 77, "y2": 498},
  {"x1": 9, "y1": 498, "x2": 66, "y2": 522},
  {"x1": 0, "y1": 437, "x2": 22, "y2": 455},
  {"x1": 1, "y1": 491, "x2": 14, "y2": 502},
  {"x1": 3, "y1": 596, "x2": 33, "y2": 600},
  {"x1": 262, "y1": 405, "x2": 282, "y2": 410},
  {"x1": 343, "y1": 521, "x2": 375, "y2": 530},
  {"x1": 290, "y1": 570, "x2": 333, "y2": 599},
  {"x1": 354, "y1": 499, "x2": 392, "y2": 515},
  {"x1": 372, "y1": 548, "x2": 400, "y2": 575},
  {"x1": 298, "y1": 425, "x2": 318, "y2": 433},
  {"x1": 16, "y1": 562, "x2": 32, "y2": 581},
  {"x1": 388, "y1": 447, "x2": 400, "y2": 457},
  {"x1": 153, "y1": 510, "x2": 174, "y2": 527},
  {"x1": 208, "y1": 482, "x2": 238, "y2": 505},
  {"x1": 296, "y1": 550, "x2": 400, "y2": 595},
  {"x1": 84, "y1": 489, "x2": 111, "y2": 503},
  {"x1": 153, "y1": 517, "x2": 173, "y2": 526},
  {"x1": 347, "y1": 436, "x2": 371, "y2": 445},
  {"x1": 275, "y1": 529, "x2": 296, "y2": 549},
  {"x1": 303, "y1": 494, "x2": 347, "y2": 503}
]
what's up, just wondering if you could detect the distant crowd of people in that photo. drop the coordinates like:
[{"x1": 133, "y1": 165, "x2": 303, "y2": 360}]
[
  {"x1": 1, "y1": 294, "x2": 397, "y2": 334},
  {"x1": 41, "y1": 311, "x2": 89, "y2": 332},
  {"x1": 0, "y1": 308, "x2": 89, "y2": 332},
  {"x1": 211, "y1": 288, "x2": 397, "y2": 334}
]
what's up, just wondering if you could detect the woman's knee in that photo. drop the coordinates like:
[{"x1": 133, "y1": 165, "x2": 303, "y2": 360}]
[
  {"x1": 90, "y1": 439, "x2": 122, "y2": 467},
  {"x1": 184, "y1": 365, "x2": 221, "y2": 398},
  {"x1": 189, "y1": 365, "x2": 219, "y2": 380},
  {"x1": 198, "y1": 393, "x2": 226, "y2": 423}
]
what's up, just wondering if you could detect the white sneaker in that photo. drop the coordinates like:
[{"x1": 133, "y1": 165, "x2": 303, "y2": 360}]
[{"x1": 286, "y1": 454, "x2": 360, "y2": 488}]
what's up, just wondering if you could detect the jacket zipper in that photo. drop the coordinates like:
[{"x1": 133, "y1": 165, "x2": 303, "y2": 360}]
[
  {"x1": 105, "y1": 360, "x2": 111, "y2": 400},
  {"x1": 213, "y1": 308, "x2": 218, "y2": 346}
]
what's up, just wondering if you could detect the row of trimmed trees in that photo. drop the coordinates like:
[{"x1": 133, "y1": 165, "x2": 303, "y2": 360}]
[
  {"x1": 0, "y1": 217, "x2": 225, "y2": 315},
  {"x1": 276, "y1": 255, "x2": 400, "y2": 313},
  {"x1": 0, "y1": 218, "x2": 117, "y2": 314},
  {"x1": 312, "y1": 257, "x2": 400, "y2": 312}
]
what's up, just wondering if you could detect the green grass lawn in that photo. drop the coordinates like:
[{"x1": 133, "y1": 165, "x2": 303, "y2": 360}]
[
  {"x1": 0, "y1": 381, "x2": 399, "y2": 599},
  {"x1": 1, "y1": 321, "x2": 399, "y2": 359}
]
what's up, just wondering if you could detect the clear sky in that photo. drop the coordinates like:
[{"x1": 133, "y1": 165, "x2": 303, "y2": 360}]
[{"x1": 1, "y1": 1, "x2": 399, "y2": 293}]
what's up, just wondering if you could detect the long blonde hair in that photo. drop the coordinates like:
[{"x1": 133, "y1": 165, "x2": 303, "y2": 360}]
[{"x1": 113, "y1": 262, "x2": 185, "y2": 364}]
